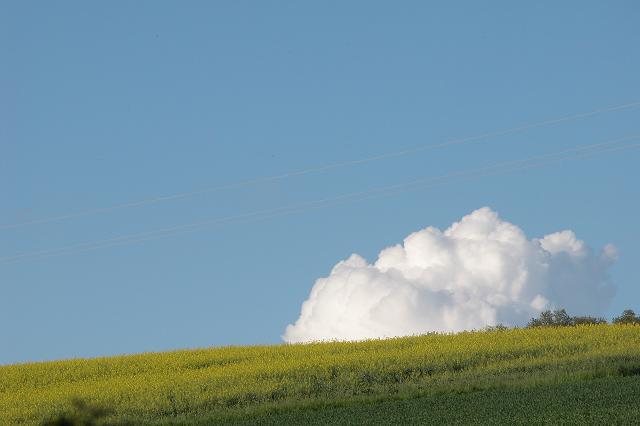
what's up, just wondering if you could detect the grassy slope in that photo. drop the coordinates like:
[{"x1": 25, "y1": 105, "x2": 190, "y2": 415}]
[
  {"x1": 210, "y1": 376, "x2": 640, "y2": 425},
  {"x1": 2, "y1": 325, "x2": 640, "y2": 425}
]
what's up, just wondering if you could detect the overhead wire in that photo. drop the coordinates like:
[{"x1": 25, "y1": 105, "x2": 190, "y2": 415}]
[
  {"x1": 2, "y1": 100, "x2": 639, "y2": 230},
  {"x1": 2, "y1": 134, "x2": 638, "y2": 265}
]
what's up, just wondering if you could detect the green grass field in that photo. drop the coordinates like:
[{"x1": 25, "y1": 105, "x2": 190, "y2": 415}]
[{"x1": 2, "y1": 325, "x2": 640, "y2": 425}]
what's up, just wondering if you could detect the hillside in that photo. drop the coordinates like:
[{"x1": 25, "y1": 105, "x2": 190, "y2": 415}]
[{"x1": 2, "y1": 325, "x2": 640, "y2": 425}]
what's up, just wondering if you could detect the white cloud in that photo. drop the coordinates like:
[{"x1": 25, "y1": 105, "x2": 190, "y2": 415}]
[{"x1": 284, "y1": 207, "x2": 617, "y2": 343}]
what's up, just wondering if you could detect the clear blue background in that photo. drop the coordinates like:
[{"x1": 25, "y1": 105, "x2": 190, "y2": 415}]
[{"x1": 2, "y1": 1, "x2": 639, "y2": 365}]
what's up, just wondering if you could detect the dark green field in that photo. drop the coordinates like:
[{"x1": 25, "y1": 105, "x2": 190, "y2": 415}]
[{"x1": 211, "y1": 376, "x2": 640, "y2": 425}]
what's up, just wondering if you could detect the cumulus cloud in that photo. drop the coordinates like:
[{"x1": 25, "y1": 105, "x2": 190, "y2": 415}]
[{"x1": 283, "y1": 207, "x2": 617, "y2": 343}]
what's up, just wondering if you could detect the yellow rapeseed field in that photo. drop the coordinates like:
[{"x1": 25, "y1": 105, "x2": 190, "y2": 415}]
[{"x1": 1, "y1": 324, "x2": 639, "y2": 425}]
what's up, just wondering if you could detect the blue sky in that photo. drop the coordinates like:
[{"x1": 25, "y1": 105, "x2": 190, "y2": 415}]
[{"x1": 2, "y1": 1, "x2": 639, "y2": 365}]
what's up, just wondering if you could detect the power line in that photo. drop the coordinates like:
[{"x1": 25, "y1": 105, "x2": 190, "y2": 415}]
[
  {"x1": 2, "y1": 100, "x2": 639, "y2": 230},
  {"x1": 2, "y1": 134, "x2": 638, "y2": 265}
]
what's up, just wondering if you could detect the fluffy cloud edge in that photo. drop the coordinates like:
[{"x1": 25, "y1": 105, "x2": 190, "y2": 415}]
[{"x1": 284, "y1": 207, "x2": 617, "y2": 343}]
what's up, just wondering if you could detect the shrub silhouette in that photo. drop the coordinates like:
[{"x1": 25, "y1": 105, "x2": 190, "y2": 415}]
[
  {"x1": 571, "y1": 316, "x2": 607, "y2": 325},
  {"x1": 483, "y1": 324, "x2": 509, "y2": 332},
  {"x1": 528, "y1": 309, "x2": 572, "y2": 327},
  {"x1": 527, "y1": 309, "x2": 607, "y2": 327},
  {"x1": 612, "y1": 309, "x2": 640, "y2": 325}
]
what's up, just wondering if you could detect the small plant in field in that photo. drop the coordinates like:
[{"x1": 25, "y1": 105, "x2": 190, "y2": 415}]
[{"x1": 41, "y1": 399, "x2": 116, "y2": 426}]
